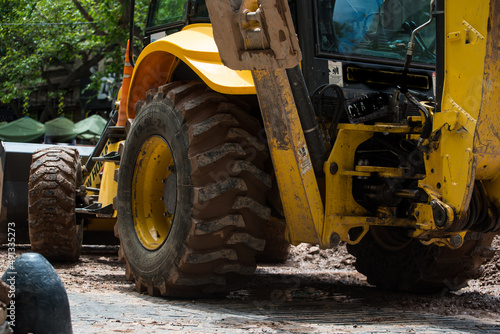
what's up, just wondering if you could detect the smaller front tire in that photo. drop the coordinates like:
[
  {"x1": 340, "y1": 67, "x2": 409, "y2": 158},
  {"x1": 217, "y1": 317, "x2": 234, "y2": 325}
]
[{"x1": 28, "y1": 147, "x2": 83, "y2": 261}]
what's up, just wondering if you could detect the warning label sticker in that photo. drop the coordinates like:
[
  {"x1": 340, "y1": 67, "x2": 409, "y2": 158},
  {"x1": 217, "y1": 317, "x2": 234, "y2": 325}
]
[
  {"x1": 328, "y1": 61, "x2": 344, "y2": 87},
  {"x1": 298, "y1": 143, "x2": 312, "y2": 175}
]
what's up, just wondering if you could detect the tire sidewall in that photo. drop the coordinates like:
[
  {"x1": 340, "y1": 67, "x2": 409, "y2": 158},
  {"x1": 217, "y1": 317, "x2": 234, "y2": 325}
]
[{"x1": 117, "y1": 101, "x2": 193, "y2": 283}]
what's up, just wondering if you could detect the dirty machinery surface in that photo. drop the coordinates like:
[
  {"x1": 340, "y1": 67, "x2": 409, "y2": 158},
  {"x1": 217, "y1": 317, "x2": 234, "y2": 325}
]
[{"x1": 23, "y1": 0, "x2": 500, "y2": 304}]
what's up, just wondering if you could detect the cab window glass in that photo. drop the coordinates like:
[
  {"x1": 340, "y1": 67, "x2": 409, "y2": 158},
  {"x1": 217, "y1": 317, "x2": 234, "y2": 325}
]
[
  {"x1": 148, "y1": 0, "x2": 185, "y2": 28},
  {"x1": 316, "y1": 0, "x2": 435, "y2": 64}
]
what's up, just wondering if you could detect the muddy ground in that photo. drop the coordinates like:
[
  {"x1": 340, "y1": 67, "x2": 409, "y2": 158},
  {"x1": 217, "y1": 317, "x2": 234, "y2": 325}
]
[{"x1": 1, "y1": 237, "x2": 500, "y2": 333}]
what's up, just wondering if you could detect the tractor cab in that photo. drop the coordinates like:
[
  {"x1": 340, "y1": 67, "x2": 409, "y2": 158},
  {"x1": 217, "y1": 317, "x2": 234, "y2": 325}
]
[
  {"x1": 143, "y1": 0, "x2": 209, "y2": 45},
  {"x1": 142, "y1": 0, "x2": 439, "y2": 123}
]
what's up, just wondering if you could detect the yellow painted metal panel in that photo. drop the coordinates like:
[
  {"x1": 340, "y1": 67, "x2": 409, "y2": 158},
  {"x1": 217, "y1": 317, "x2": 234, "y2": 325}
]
[
  {"x1": 252, "y1": 69, "x2": 323, "y2": 245},
  {"x1": 126, "y1": 24, "x2": 255, "y2": 119},
  {"x1": 473, "y1": 0, "x2": 500, "y2": 211},
  {"x1": 184, "y1": 57, "x2": 254, "y2": 93},
  {"x1": 98, "y1": 142, "x2": 120, "y2": 216},
  {"x1": 323, "y1": 129, "x2": 372, "y2": 245},
  {"x1": 158, "y1": 24, "x2": 255, "y2": 93},
  {"x1": 417, "y1": 0, "x2": 489, "y2": 225}
]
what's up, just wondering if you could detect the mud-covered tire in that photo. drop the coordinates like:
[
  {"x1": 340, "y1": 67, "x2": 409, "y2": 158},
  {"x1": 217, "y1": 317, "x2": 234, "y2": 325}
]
[
  {"x1": 256, "y1": 218, "x2": 290, "y2": 263},
  {"x1": 28, "y1": 147, "x2": 83, "y2": 261},
  {"x1": 116, "y1": 82, "x2": 271, "y2": 297},
  {"x1": 347, "y1": 228, "x2": 496, "y2": 293}
]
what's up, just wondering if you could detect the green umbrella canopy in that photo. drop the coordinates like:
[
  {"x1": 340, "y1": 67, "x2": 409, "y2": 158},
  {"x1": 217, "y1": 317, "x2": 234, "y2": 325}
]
[
  {"x1": 0, "y1": 117, "x2": 45, "y2": 142},
  {"x1": 44, "y1": 117, "x2": 78, "y2": 142},
  {"x1": 74, "y1": 115, "x2": 107, "y2": 140},
  {"x1": 0, "y1": 115, "x2": 107, "y2": 143}
]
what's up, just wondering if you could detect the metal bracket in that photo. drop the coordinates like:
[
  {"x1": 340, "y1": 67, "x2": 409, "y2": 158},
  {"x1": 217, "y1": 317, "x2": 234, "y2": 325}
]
[
  {"x1": 206, "y1": 0, "x2": 301, "y2": 70},
  {"x1": 433, "y1": 96, "x2": 476, "y2": 133},
  {"x1": 419, "y1": 231, "x2": 467, "y2": 249},
  {"x1": 76, "y1": 203, "x2": 115, "y2": 218},
  {"x1": 92, "y1": 151, "x2": 121, "y2": 164}
]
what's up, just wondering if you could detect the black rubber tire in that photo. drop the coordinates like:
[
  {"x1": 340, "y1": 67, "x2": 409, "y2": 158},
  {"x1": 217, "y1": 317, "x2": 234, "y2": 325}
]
[
  {"x1": 116, "y1": 82, "x2": 271, "y2": 297},
  {"x1": 347, "y1": 228, "x2": 496, "y2": 293},
  {"x1": 256, "y1": 218, "x2": 290, "y2": 263},
  {"x1": 2, "y1": 253, "x2": 73, "y2": 333},
  {"x1": 28, "y1": 147, "x2": 83, "y2": 261}
]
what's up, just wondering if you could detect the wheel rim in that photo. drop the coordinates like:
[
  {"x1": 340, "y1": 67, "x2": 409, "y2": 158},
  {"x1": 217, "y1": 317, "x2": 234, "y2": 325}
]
[{"x1": 132, "y1": 135, "x2": 176, "y2": 250}]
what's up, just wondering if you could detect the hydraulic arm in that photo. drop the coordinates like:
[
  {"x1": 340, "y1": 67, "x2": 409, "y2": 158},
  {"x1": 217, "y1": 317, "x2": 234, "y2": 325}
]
[{"x1": 207, "y1": 0, "x2": 326, "y2": 245}]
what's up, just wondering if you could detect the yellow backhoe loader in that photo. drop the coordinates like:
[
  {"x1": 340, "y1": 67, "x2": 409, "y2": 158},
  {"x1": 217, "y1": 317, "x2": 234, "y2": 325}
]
[{"x1": 28, "y1": 0, "x2": 500, "y2": 296}]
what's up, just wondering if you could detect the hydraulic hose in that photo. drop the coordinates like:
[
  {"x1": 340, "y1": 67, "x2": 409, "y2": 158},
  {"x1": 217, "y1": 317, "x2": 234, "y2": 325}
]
[
  {"x1": 405, "y1": 91, "x2": 431, "y2": 148},
  {"x1": 400, "y1": 0, "x2": 435, "y2": 93},
  {"x1": 286, "y1": 66, "x2": 327, "y2": 177},
  {"x1": 400, "y1": 0, "x2": 435, "y2": 147}
]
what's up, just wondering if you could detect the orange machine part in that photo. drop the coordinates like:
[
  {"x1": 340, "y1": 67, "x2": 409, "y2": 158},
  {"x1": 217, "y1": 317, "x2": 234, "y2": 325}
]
[{"x1": 117, "y1": 40, "x2": 133, "y2": 127}]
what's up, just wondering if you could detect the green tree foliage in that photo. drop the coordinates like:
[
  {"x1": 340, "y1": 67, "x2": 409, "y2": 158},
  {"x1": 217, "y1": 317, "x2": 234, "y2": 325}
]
[{"x1": 0, "y1": 0, "x2": 148, "y2": 107}]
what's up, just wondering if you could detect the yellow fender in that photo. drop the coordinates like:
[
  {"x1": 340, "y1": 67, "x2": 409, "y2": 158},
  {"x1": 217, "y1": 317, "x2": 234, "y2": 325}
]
[{"x1": 125, "y1": 24, "x2": 255, "y2": 119}]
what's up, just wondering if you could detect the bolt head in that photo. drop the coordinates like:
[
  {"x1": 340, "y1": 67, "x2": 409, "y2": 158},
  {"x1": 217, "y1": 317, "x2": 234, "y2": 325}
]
[
  {"x1": 330, "y1": 162, "x2": 339, "y2": 175},
  {"x1": 450, "y1": 234, "x2": 463, "y2": 247}
]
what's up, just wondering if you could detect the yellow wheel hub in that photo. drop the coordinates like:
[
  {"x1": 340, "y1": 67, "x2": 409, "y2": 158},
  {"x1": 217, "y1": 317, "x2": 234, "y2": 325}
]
[{"x1": 132, "y1": 136, "x2": 175, "y2": 250}]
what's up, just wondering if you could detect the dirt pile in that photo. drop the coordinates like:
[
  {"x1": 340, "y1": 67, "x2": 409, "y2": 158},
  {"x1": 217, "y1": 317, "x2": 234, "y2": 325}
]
[
  {"x1": 477, "y1": 236, "x2": 500, "y2": 286},
  {"x1": 288, "y1": 242, "x2": 356, "y2": 270},
  {"x1": 289, "y1": 236, "x2": 500, "y2": 288}
]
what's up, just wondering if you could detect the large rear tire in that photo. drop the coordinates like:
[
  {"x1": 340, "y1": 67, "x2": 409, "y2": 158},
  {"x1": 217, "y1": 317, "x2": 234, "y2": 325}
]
[
  {"x1": 347, "y1": 227, "x2": 496, "y2": 293},
  {"x1": 28, "y1": 147, "x2": 83, "y2": 261},
  {"x1": 256, "y1": 218, "x2": 290, "y2": 263},
  {"x1": 116, "y1": 82, "x2": 271, "y2": 297}
]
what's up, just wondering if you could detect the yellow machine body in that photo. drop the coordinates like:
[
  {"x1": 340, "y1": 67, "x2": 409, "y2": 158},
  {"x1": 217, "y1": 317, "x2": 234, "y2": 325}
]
[
  {"x1": 99, "y1": 0, "x2": 500, "y2": 251},
  {"x1": 82, "y1": 140, "x2": 120, "y2": 231},
  {"x1": 206, "y1": 0, "x2": 500, "y2": 249},
  {"x1": 66, "y1": 0, "x2": 500, "y2": 297},
  {"x1": 322, "y1": 0, "x2": 497, "y2": 247},
  {"x1": 84, "y1": 25, "x2": 258, "y2": 232},
  {"x1": 124, "y1": 24, "x2": 255, "y2": 120}
]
